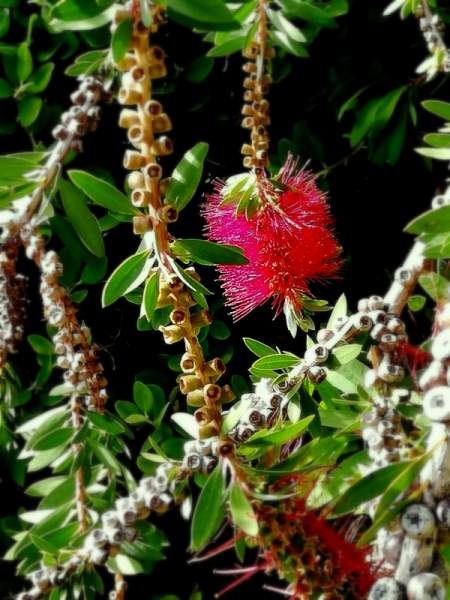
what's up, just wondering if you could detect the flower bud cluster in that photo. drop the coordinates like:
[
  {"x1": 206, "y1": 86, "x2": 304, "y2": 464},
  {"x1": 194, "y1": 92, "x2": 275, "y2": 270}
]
[
  {"x1": 157, "y1": 272, "x2": 234, "y2": 437},
  {"x1": 0, "y1": 234, "x2": 27, "y2": 370},
  {"x1": 415, "y1": 3, "x2": 450, "y2": 72},
  {"x1": 181, "y1": 437, "x2": 218, "y2": 474},
  {"x1": 52, "y1": 75, "x2": 108, "y2": 154},
  {"x1": 17, "y1": 460, "x2": 186, "y2": 600},
  {"x1": 21, "y1": 233, "x2": 109, "y2": 412},
  {"x1": 368, "y1": 300, "x2": 450, "y2": 594},
  {"x1": 113, "y1": 6, "x2": 177, "y2": 239},
  {"x1": 240, "y1": 4, "x2": 274, "y2": 170},
  {"x1": 228, "y1": 378, "x2": 287, "y2": 443}
]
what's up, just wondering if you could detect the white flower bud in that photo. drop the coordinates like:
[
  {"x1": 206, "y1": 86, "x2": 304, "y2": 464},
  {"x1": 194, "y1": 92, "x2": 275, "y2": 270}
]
[
  {"x1": 317, "y1": 328, "x2": 333, "y2": 343},
  {"x1": 368, "y1": 577, "x2": 405, "y2": 600},
  {"x1": 368, "y1": 295, "x2": 385, "y2": 311},
  {"x1": 304, "y1": 344, "x2": 329, "y2": 365},
  {"x1": 401, "y1": 504, "x2": 435, "y2": 540}
]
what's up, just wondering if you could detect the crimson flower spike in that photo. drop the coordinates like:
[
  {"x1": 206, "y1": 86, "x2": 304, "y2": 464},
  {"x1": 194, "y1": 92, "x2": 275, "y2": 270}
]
[
  {"x1": 202, "y1": 1, "x2": 341, "y2": 336},
  {"x1": 203, "y1": 157, "x2": 342, "y2": 335}
]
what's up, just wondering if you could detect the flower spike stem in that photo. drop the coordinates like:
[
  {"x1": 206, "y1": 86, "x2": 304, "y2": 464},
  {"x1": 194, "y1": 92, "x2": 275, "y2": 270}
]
[
  {"x1": 114, "y1": 5, "x2": 235, "y2": 438},
  {"x1": 241, "y1": 0, "x2": 274, "y2": 175}
]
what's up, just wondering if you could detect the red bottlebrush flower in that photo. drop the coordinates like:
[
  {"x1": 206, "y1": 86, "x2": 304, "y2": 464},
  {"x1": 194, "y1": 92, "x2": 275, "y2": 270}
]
[
  {"x1": 257, "y1": 497, "x2": 375, "y2": 599},
  {"x1": 203, "y1": 158, "x2": 341, "y2": 325}
]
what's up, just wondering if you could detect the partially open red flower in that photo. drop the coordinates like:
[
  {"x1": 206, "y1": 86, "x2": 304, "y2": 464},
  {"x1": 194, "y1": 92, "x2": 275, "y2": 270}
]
[{"x1": 203, "y1": 159, "x2": 342, "y2": 323}]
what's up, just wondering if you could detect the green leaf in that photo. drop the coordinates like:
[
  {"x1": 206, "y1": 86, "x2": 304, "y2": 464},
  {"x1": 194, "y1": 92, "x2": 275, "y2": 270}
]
[
  {"x1": 0, "y1": 156, "x2": 36, "y2": 185},
  {"x1": 423, "y1": 233, "x2": 450, "y2": 259},
  {"x1": 268, "y1": 9, "x2": 306, "y2": 42},
  {"x1": 87, "y1": 438, "x2": 121, "y2": 473},
  {"x1": 17, "y1": 42, "x2": 33, "y2": 81},
  {"x1": 419, "y1": 272, "x2": 450, "y2": 302},
  {"x1": 423, "y1": 133, "x2": 450, "y2": 148},
  {"x1": 421, "y1": 99, "x2": 450, "y2": 121},
  {"x1": 229, "y1": 483, "x2": 258, "y2": 536},
  {"x1": 252, "y1": 353, "x2": 299, "y2": 370},
  {"x1": 280, "y1": 0, "x2": 336, "y2": 27},
  {"x1": 18, "y1": 96, "x2": 42, "y2": 127},
  {"x1": 210, "y1": 320, "x2": 230, "y2": 340},
  {"x1": 165, "y1": 143, "x2": 209, "y2": 211},
  {"x1": 69, "y1": 170, "x2": 137, "y2": 215},
  {"x1": 112, "y1": 17, "x2": 133, "y2": 63},
  {"x1": 172, "y1": 238, "x2": 247, "y2": 265},
  {"x1": 245, "y1": 416, "x2": 314, "y2": 447},
  {"x1": 168, "y1": 259, "x2": 212, "y2": 295},
  {"x1": 164, "y1": 0, "x2": 238, "y2": 30},
  {"x1": 207, "y1": 33, "x2": 247, "y2": 57},
  {"x1": 51, "y1": 2, "x2": 115, "y2": 31},
  {"x1": 333, "y1": 461, "x2": 409, "y2": 515},
  {"x1": 407, "y1": 294, "x2": 426, "y2": 312},
  {"x1": 31, "y1": 428, "x2": 73, "y2": 451},
  {"x1": 271, "y1": 30, "x2": 308, "y2": 57},
  {"x1": 102, "y1": 251, "x2": 149, "y2": 307},
  {"x1": 243, "y1": 337, "x2": 275, "y2": 357},
  {"x1": 406, "y1": 205, "x2": 450, "y2": 235},
  {"x1": 184, "y1": 56, "x2": 213, "y2": 82},
  {"x1": 374, "y1": 452, "x2": 433, "y2": 520},
  {"x1": 26, "y1": 476, "x2": 66, "y2": 497},
  {"x1": 107, "y1": 554, "x2": 145, "y2": 575},
  {"x1": 25, "y1": 63, "x2": 55, "y2": 94},
  {"x1": 133, "y1": 381, "x2": 153, "y2": 414},
  {"x1": 30, "y1": 533, "x2": 58, "y2": 555},
  {"x1": 0, "y1": 77, "x2": 11, "y2": 98},
  {"x1": 332, "y1": 344, "x2": 362, "y2": 365},
  {"x1": 27, "y1": 334, "x2": 54, "y2": 355},
  {"x1": 143, "y1": 272, "x2": 159, "y2": 320},
  {"x1": 87, "y1": 412, "x2": 125, "y2": 435},
  {"x1": 191, "y1": 465, "x2": 227, "y2": 551},
  {"x1": 416, "y1": 147, "x2": 450, "y2": 160},
  {"x1": 40, "y1": 476, "x2": 76, "y2": 509},
  {"x1": 60, "y1": 179, "x2": 105, "y2": 257}
]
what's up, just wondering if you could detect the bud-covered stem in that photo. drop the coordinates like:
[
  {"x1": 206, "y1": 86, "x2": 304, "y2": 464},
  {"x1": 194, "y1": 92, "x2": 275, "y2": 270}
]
[
  {"x1": 115, "y1": 5, "x2": 234, "y2": 437},
  {"x1": 241, "y1": 0, "x2": 273, "y2": 175}
]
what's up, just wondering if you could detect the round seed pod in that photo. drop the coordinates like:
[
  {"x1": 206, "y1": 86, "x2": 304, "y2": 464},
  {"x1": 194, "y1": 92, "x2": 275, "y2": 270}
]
[
  {"x1": 387, "y1": 317, "x2": 406, "y2": 335},
  {"x1": 306, "y1": 366, "x2": 327, "y2": 384},
  {"x1": 184, "y1": 453, "x2": 201, "y2": 471},
  {"x1": 423, "y1": 386, "x2": 450, "y2": 422},
  {"x1": 304, "y1": 344, "x2": 329, "y2": 364},
  {"x1": 406, "y1": 573, "x2": 445, "y2": 600},
  {"x1": 361, "y1": 410, "x2": 379, "y2": 427},
  {"x1": 353, "y1": 312, "x2": 373, "y2": 331},
  {"x1": 358, "y1": 298, "x2": 369, "y2": 313},
  {"x1": 368, "y1": 577, "x2": 405, "y2": 600},
  {"x1": 394, "y1": 268, "x2": 414, "y2": 285},
  {"x1": 378, "y1": 362, "x2": 404, "y2": 384},
  {"x1": 368, "y1": 295, "x2": 385, "y2": 311},
  {"x1": 379, "y1": 333, "x2": 397, "y2": 353},
  {"x1": 401, "y1": 504, "x2": 436, "y2": 540},
  {"x1": 316, "y1": 328, "x2": 333, "y2": 343}
]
